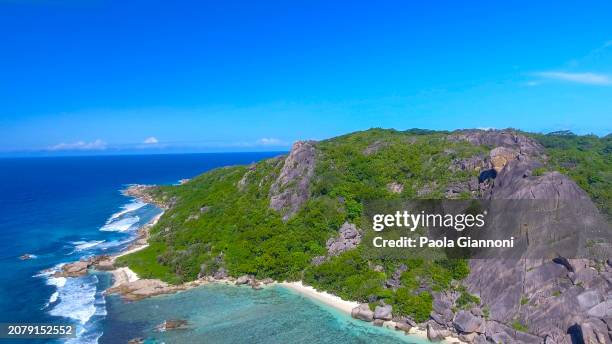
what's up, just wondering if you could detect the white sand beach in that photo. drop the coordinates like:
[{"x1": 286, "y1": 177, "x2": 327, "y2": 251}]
[
  {"x1": 280, "y1": 281, "x2": 359, "y2": 314},
  {"x1": 110, "y1": 266, "x2": 140, "y2": 288},
  {"x1": 280, "y1": 281, "x2": 464, "y2": 344}
]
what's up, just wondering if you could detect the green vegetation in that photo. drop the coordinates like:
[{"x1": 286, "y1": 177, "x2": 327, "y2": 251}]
[
  {"x1": 116, "y1": 128, "x2": 609, "y2": 323},
  {"x1": 520, "y1": 296, "x2": 529, "y2": 305},
  {"x1": 456, "y1": 286, "x2": 481, "y2": 309},
  {"x1": 511, "y1": 320, "x2": 529, "y2": 332},
  {"x1": 531, "y1": 131, "x2": 611, "y2": 220},
  {"x1": 482, "y1": 305, "x2": 490, "y2": 319},
  {"x1": 393, "y1": 289, "x2": 433, "y2": 322},
  {"x1": 531, "y1": 167, "x2": 547, "y2": 176}
]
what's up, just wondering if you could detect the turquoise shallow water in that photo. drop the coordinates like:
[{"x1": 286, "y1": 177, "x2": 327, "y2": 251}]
[{"x1": 101, "y1": 284, "x2": 429, "y2": 344}]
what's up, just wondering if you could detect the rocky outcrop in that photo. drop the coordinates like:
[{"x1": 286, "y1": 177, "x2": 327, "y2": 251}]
[
  {"x1": 489, "y1": 146, "x2": 519, "y2": 172},
  {"x1": 352, "y1": 303, "x2": 374, "y2": 322},
  {"x1": 363, "y1": 140, "x2": 391, "y2": 156},
  {"x1": 448, "y1": 129, "x2": 545, "y2": 158},
  {"x1": 387, "y1": 182, "x2": 404, "y2": 194},
  {"x1": 311, "y1": 222, "x2": 362, "y2": 265},
  {"x1": 123, "y1": 184, "x2": 166, "y2": 208},
  {"x1": 461, "y1": 133, "x2": 612, "y2": 343},
  {"x1": 54, "y1": 261, "x2": 89, "y2": 277},
  {"x1": 106, "y1": 278, "x2": 190, "y2": 301},
  {"x1": 385, "y1": 264, "x2": 407, "y2": 290},
  {"x1": 155, "y1": 319, "x2": 189, "y2": 331},
  {"x1": 269, "y1": 141, "x2": 316, "y2": 221},
  {"x1": 445, "y1": 130, "x2": 612, "y2": 343},
  {"x1": 453, "y1": 310, "x2": 485, "y2": 334},
  {"x1": 54, "y1": 255, "x2": 115, "y2": 277},
  {"x1": 427, "y1": 321, "x2": 451, "y2": 341},
  {"x1": 374, "y1": 304, "x2": 393, "y2": 321},
  {"x1": 450, "y1": 155, "x2": 488, "y2": 173},
  {"x1": 326, "y1": 222, "x2": 362, "y2": 256}
]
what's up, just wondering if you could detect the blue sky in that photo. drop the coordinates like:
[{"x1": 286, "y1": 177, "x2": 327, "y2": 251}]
[{"x1": 1, "y1": 1, "x2": 611, "y2": 156}]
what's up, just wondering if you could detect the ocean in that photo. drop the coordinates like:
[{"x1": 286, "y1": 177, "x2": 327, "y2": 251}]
[{"x1": 0, "y1": 153, "x2": 425, "y2": 344}]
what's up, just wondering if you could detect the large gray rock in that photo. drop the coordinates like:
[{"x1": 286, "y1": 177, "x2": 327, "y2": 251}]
[
  {"x1": 235, "y1": 275, "x2": 251, "y2": 285},
  {"x1": 427, "y1": 322, "x2": 448, "y2": 341},
  {"x1": 374, "y1": 304, "x2": 393, "y2": 320},
  {"x1": 463, "y1": 134, "x2": 612, "y2": 342},
  {"x1": 385, "y1": 264, "x2": 408, "y2": 290},
  {"x1": 577, "y1": 290, "x2": 603, "y2": 310},
  {"x1": 587, "y1": 300, "x2": 612, "y2": 318},
  {"x1": 326, "y1": 222, "x2": 362, "y2": 256},
  {"x1": 351, "y1": 304, "x2": 374, "y2": 322},
  {"x1": 453, "y1": 310, "x2": 485, "y2": 333},
  {"x1": 580, "y1": 318, "x2": 611, "y2": 344},
  {"x1": 269, "y1": 141, "x2": 316, "y2": 221},
  {"x1": 213, "y1": 267, "x2": 228, "y2": 280}
]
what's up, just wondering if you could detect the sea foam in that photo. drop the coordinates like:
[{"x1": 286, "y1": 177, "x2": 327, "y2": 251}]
[
  {"x1": 71, "y1": 240, "x2": 106, "y2": 251},
  {"x1": 108, "y1": 200, "x2": 146, "y2": 221},
  {"x1": 100, "y1": 215, "x2": 140, "y2": 232}
]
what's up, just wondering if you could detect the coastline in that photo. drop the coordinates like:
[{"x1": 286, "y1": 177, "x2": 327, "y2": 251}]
[
  {"x1": 280, "y1": 281, "x2": 359, "y2": 314},
  {"x1": 95, "y1": 187, "x2": 462, "y2": 343},
  {"x1": 280, "y1": 281, "x2": 463, "y2": 344}
]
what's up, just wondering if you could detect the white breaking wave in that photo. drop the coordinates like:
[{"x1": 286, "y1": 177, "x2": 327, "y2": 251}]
[
  {"x1": 100, "y1": 215, "x2": 140, "y2": 232},
  {"x1": 49, "y1": 291, "x2": 59, "y2": 304},
  {"x1": 48, "y1": 274, "x2": 98, "y2": 324},
  {"x1": 108, "y1": 200, "x2": 146, "y2": 221},
  {"x1": 71, "y1": 240, "x2": 106, "y2": 251}
]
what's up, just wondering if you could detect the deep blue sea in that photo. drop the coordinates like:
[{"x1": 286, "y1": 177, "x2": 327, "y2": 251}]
[{"x1": 0, "y1": 153, "x2": 423, "y2": 344}]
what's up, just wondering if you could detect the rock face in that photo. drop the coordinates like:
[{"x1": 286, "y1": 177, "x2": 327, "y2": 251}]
[
  {"x1": 455, "y1": 130, "x2": 612, "y2": 344},
  {"x1": 269, "y1": 141, "x2": 316, "y2": 221},
  {"x1": 326, "y1": 222, "x2": 362, "y2": 256},
  {"x1": 489, "y1": 146, "x2": 519, "y2": 172},
  {"x1": 448, "y1": 129, "x2": 545, "y2": 158},
  {"x1": 351, "y1": 303, "x2": 374, "y2": 322}
]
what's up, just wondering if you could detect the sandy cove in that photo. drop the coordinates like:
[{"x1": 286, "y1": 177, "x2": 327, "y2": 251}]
[
  {"x1": 281, "y1": 281, "x2": 464, "y2": 344},
  {"x1": 107, "y1": 265, "x2": 464, "y2": 342},
  {"x1": 56, "y1": 188, "x2": 464, "y2": 343}
]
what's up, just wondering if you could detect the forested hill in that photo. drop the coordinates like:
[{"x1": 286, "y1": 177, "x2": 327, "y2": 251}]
[{"x1": 118, "y1": 128, "x2": 611, "y2": 343}]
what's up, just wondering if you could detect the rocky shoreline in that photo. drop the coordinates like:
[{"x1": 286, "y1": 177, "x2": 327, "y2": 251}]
[{"x1": 55, "y1": 178, "x2": 473, "y2": 343}]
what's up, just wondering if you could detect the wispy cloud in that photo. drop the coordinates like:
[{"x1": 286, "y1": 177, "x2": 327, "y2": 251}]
[
  {"x1": 48, "y1": 139, "x2": 107, "y2": 151},
  {"x1": 143, "y1": 136, "x2": 159, "y2": 144},
  {"x1": 534, "y1": 71, "x2": 612, "y2": 85},
  {"x1": 256, "y1": 137, "x2": 283, "y2": 145}
]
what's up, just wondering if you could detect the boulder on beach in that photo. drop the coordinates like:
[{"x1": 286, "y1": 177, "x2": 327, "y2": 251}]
[
  {"x1": 351, "y1": 303, "x2": 374, "y2": 322},
  {"x1": 374, "y1": 304, "x2": 393, "y2": 321},
  {"x1": 453, "y1": 310, "x2": 485, "y2": 333},
  {"x1": 235, "y1": 275, "x2": 251, "y2": 285},
  {"x1": 427, "y1": 321, "x2": 450, "y2": 341}
]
